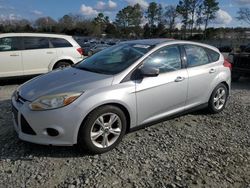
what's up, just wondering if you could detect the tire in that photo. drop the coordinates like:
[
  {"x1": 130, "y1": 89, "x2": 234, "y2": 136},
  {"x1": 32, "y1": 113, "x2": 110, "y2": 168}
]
[
  {"x1": 208, "y1": 83, "x2": 229, "y2": 114},
  {"x1": 78, "y1": 105, "x2": 127, "y2": 154},
  {"x1": 53, "y1": 61, "x2": 71, "y2": 69}
]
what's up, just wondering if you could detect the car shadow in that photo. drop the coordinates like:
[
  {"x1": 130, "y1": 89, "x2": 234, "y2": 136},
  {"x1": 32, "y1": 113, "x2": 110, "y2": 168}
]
[{"x1": 232, "y1": 77, "x2": 250, "y2": 90}]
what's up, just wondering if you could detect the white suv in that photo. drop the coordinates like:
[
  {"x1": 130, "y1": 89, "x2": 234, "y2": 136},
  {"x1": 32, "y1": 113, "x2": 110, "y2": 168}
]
[{"x1": 0, "y1": 33, "x2": 84, "y2": 78}]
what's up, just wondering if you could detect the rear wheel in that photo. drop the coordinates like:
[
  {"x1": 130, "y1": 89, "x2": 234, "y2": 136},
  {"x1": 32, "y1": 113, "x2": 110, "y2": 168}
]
[
  {"x1": 78, "y1": 105, "x2": 127, "y2": 154},
  {"x1": 53, "y1": 61, "x2": 71, "y2": 69},
  {"x1": 208, "y1": 83, "x2": 228, "y2": 113}
]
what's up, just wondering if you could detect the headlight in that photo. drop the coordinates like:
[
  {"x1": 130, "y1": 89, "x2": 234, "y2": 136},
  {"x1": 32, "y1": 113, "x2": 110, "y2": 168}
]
[{"x1": 29, "y1": 92, "x2": 82, "y2": 111}]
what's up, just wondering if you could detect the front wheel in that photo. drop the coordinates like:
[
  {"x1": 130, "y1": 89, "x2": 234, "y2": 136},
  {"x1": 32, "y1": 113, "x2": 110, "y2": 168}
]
[
  {"x1": 78, "y1": 105, "x2": 127, "y2": 154},
  {"x1": 208, "y1": 83, "x2": 229, "y2": 113}
]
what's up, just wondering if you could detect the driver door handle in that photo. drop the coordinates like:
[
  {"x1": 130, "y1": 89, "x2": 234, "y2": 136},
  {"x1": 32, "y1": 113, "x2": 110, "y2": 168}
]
[{"x1": 175, "y1": 76, "x2": 185, "y2": 82}]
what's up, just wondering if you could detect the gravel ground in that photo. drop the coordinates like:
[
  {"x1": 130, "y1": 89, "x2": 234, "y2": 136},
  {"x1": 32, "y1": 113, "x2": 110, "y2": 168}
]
[{"x1": 0, "y1": 78, "x2": 250, "y2": 188}]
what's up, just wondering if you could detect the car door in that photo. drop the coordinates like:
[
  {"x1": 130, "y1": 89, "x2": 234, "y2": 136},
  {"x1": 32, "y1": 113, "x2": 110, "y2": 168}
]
[
  {"x1": 135, "y1": 45, "x2": 188, "y2": 125},
  {"x1": 0, "y1": 37, "x2": 23, "y2": 77},
  {"x1": 183, "y1": 44, "x2": 220, "y2": 107},
  {"x1": 22, "y1": 37, "x2": 57, "y2": 75}
]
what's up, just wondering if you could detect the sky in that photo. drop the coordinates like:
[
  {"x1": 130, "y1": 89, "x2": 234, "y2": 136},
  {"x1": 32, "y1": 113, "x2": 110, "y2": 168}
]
[{"x1": 0, "y1": 0, "x2": 250, "y2": 28}]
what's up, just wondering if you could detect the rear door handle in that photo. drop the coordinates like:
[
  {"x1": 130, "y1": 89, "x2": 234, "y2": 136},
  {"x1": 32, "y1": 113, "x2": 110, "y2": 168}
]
[
  {"x1": 175, "y1": 76, "x2": 185, "y2": 82},
  {"x1": 46, "y1": 52, "x2": 54, "y2": 54},
  {"x1": 209, "y1": 68, "x2": 216, "y2": 73}
]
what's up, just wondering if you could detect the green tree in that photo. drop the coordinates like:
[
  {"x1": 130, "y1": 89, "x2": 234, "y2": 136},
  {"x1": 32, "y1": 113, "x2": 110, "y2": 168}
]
[
  {"x1": 196, "y1": 4, "x2": 204, "y2": 29},
  {"x1": 115, "y1": 4, "x2": 143, "y2": 38},
  {"x1": 93, "y1": 13, "x2": 110, "y2": 36},
  {"x1": 94, "y1": 13, "x2": 109, "y2": 25},
  {"x1": 146, "y1": 2, "x2": 162, "y2": 27},
  {"x1": 105, "y1": 23, "x2": 118, "y2": 37},
  {"x1": 202, "y1": 0, "x2": 219, "y2": 39},
  {"x1": 176, "y1": 0, "x2": 190, "y2": 38},
  {"x1": 145, "y1": 2, "x2": 164, "y2": 37},
  {"x1": 164, "y1": 5, "x2": 178, "y2": 37},
  {"x1": 35, "y1": 17, "x2": 57, "y2": 32},
  {"x1": 189, "y1": 0, "x2": 202, "y2": 36}
]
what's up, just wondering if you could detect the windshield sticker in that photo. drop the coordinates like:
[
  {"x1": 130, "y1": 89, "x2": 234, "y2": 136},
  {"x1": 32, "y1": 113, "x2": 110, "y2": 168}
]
[{"x1": 133, "y1": 44, "x2": 151, "y2": 49}]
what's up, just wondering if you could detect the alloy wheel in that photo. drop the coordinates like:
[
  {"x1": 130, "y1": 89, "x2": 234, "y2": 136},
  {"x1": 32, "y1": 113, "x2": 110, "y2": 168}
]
[
  {"x1": 90, "y1": 113, "x2": 122, "y2": 148},
  {"x1": 213, "y1": 87, "x2": 226, "y2": 110}
]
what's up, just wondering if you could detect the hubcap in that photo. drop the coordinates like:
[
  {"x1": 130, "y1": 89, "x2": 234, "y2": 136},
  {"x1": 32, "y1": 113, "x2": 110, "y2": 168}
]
[
  {"x1": 90, "y1": 113, "x2": 122, "y2": 148},
  {"x1": 213, "y1": 87, "x2": 226, "y2": 110}
]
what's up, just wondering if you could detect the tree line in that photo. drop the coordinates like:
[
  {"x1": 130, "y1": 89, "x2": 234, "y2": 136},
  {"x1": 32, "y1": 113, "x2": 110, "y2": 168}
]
[{"x1": 0, "y1": 0, "x2": 249, "y2": 40}]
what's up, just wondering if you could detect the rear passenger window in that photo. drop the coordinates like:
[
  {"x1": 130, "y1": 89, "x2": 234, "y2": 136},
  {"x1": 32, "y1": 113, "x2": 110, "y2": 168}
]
[
  {"x1": 24, "y1": 37, "x2": 49, "y2": 50},
  {"x1": 50, "y1": 38, "x2": 72, "y2": 48},
  {"x1": 206, "y1": 48, "x2": 220, "y2": 62},
  {"x1": 184, "y1": 45, "x2": 209, "y2": 67},
  {"x1": 0, "y1": 37, "x2": 21, "y2": 51}
]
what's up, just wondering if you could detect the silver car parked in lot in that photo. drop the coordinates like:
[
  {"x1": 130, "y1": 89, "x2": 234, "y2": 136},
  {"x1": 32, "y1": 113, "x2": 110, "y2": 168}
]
[{"x1": 12, "y1": 39, "x2": 231, "y2": 153}]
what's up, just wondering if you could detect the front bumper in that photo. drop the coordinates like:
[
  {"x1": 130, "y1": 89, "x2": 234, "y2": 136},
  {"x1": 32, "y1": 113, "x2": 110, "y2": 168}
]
[{"x1": 11, "y1": 96, "x2": 84, "y2": 146}]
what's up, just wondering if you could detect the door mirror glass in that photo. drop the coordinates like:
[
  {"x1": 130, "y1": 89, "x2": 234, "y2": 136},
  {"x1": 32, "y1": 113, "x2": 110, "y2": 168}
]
[{"x1": 139, "y1": 66, "x2": 159, "y2": 77}]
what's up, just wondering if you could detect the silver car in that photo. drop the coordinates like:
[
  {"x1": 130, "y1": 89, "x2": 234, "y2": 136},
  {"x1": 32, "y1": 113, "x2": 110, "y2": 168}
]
[{"x1": 12, "y1": 39, "x2": 231, "y2": 154}]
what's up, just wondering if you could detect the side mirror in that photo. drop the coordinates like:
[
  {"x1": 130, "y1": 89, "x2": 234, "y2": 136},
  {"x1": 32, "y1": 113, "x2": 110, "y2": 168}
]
[{"x1": 139, "y1": 66, "x2": 159, "y2": 77}]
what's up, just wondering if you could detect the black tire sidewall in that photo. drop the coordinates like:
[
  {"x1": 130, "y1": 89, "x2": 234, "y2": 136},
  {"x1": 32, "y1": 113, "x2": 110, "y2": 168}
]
[
  {"x1": 78, "y1": 105, "x2": 127, "y2": 154},
  {"x1": 208, "y1": 84, "x2": 228, "y2": 113},
  {"x1": 54, "y1": 62, "x2": 71, "y2": 69}
]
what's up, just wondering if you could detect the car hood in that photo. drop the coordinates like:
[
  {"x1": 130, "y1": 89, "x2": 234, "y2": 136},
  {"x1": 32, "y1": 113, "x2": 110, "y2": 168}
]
[{"x1": 18, "y1": 67, "x2": 114, "y2": 101}]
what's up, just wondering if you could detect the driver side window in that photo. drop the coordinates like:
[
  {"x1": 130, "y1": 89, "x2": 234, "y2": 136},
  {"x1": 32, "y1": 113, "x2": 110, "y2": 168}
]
[
  {"x1": 143, "y1": 45, "x2": 182, "y2": 73},
  {"x1": 0, "y1": 37, "x2": 21, "y2": 52}
]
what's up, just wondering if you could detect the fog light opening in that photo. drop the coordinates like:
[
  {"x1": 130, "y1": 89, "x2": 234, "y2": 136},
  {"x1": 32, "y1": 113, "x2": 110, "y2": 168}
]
[{"x1": 46, "y1": 128, "x2": 59, "y2": 137}]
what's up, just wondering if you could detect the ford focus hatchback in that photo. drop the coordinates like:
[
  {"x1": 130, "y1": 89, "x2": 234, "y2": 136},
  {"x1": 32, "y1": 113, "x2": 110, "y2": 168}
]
[{"x1": 12, "y1": 39, "x2": 231, "y2": 154}]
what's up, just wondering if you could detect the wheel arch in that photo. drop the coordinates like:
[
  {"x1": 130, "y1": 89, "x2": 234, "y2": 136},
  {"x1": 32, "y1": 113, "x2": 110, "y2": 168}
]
[
  {"x1": 52, "y1": 59, "x2": 74, "y2": 70},
  {"x1": 221, "y1": 81, "x2": 229, "y2": 92},
  {"x1": 76, "y1": 102, "x2": 132, "y2": 144}
]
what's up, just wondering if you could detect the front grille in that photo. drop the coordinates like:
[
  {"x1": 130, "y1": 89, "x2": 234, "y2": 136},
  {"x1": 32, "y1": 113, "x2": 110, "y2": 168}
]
[
  {"x1": 21, "y1": 115, "x2": 36, "y2": 135},
  {"x1": 12, "y1": 105, "x2": 18, "y2": 126}
]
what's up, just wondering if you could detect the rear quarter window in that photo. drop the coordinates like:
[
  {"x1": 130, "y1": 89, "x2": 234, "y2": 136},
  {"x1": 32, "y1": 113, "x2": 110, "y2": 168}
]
[
  {"x1": 50, "y1": 38, "x2": 73, "y2": 48},
  {"x1": 205, "y1": 48, "x2": 220, "y2": 62},
  {"x1": 184, "y1": 44, "x2": 209, "y2": 67}
]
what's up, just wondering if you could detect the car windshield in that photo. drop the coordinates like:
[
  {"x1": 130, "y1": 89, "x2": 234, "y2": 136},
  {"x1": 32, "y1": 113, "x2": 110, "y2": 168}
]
[{"x1": 74, "y1": 43, "x2": 154, "y2": 75}]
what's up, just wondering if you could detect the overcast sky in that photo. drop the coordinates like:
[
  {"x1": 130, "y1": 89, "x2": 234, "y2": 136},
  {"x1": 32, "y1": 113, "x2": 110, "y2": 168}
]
[{"x1": 0, "y1": 0, "x2": 250, "y2": 27}]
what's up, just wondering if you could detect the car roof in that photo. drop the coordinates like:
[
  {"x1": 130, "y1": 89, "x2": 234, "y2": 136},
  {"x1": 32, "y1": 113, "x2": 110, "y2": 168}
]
[
  {"x1": 122, "y1": 38, "x2": 219, "y2": 52},
  {"x1": 122, "y1": 38, "x2": 174, "y2": 46},
  {"x1": 0, "y1": 33, "x2": 73, "y2": 39}
]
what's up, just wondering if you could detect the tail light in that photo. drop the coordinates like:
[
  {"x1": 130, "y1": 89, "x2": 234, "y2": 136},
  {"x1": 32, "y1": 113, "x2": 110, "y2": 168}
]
[
  {"x1": 77, "y1": 48, "x2": 84, "y2": 56},
  {"x1": 223, "y1": 59, "x2": 232, "y2": 70}
]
